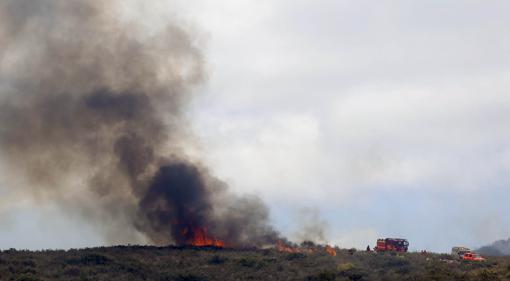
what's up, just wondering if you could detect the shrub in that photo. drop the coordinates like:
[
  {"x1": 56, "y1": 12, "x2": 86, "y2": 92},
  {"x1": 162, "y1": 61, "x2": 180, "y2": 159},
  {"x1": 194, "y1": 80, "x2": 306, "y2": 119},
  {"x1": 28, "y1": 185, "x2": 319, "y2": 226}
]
[
  {"x1": 174, "y1": 274, "x2": 207, "y2": 281},
  {"x1": 286, "y1": 253, "x2": 306, "y2": 261},
  {"x1": 16, "y1": 274, "x2": 41, "y2": 281},
  {"x1": 337, "y1": 263, "x2": 355, "y2": 272},
  {"x1": 301, "y1": 241, "x2": 317, "y2": 247},
  {"x1": 338, "y1": 267, "x2": 367, "y2": 281},
  {"x1": 476, "y1": 269, "x2": 501, "y2": 281},
  {"x1": 22, "y1": 260, "x2": 36, "y2": 267},
  {"x1": 383, "y1": 256, "x2": 409, "y2": 267},
  {"x1": 306, "y1": 270, "x2": 337, "y2": 281},
  {"x1": 208, "y1": 255, "x2": 226, "y2": 265},
  {"x1": 66, "y1": 253, "x2": 111, "y2": 266},
  {"x1": 238, "y1": 257, "x2": 264, "y2": 269},
  {"x1": 64, "y1": 267, "x2": 81, "y2": 277}
]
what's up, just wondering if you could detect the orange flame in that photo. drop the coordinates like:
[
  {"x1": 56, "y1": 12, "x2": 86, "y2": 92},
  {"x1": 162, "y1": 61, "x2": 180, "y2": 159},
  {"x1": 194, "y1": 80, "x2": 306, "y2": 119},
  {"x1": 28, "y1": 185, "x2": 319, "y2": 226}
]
[
  {"x1": 325, "y1": 245, "x2": 337, "y2": 256},
  {"x1": 276, "y1": 240, "x2": 301, "y2": 253},
  {"x1": 184, "y1": 227, "x2": 225, "y2": 247}
]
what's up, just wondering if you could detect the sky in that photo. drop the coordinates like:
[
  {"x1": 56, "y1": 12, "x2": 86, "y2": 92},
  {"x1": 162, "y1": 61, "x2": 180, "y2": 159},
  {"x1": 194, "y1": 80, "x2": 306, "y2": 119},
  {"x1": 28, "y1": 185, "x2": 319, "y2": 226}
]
[{"x1": 2, "y1": 0, "x2": 510, "y2": 252}]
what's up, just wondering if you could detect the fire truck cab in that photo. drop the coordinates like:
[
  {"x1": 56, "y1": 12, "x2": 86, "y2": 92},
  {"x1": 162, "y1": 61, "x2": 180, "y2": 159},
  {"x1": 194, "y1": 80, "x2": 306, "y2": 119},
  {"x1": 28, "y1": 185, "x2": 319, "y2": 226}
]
[
  {"x1": 462, "y1": 252, "x2": 485, "y2": 262},
  {"x1": 375, "y1": 238, "x2": 409, "y2": 252}
]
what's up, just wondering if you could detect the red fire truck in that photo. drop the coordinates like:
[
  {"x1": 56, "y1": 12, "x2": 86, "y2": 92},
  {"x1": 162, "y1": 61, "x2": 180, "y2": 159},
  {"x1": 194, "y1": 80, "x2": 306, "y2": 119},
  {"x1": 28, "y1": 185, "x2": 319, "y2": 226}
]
[
  {"x1": 461, "y1": 252, "x2": 485, "y2": 262},
  {"x1": 375, "y1": 238, "x2": 409, "y2": 252}
]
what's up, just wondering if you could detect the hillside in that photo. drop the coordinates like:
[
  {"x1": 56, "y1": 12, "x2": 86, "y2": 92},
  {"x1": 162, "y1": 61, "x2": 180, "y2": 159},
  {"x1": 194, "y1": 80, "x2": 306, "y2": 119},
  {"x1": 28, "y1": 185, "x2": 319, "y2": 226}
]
[{"x1": 1, "y1": 246, "x2": 509, "y2": 281}]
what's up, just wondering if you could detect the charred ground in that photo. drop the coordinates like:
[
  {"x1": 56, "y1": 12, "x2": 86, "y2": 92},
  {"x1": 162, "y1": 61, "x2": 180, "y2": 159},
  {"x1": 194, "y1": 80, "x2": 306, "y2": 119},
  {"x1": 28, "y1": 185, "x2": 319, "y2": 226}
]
[{"x1": 1, "y1": 246, "x2": 509, "y2": 281}]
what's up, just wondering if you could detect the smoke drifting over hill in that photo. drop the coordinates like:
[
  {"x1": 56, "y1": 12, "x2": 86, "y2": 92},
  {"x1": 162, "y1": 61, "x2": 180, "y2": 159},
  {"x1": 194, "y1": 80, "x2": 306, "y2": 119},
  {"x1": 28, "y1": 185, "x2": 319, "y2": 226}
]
[
  {"x1": 0, "y1": 0, "x2": 279, "y2": 247},
  {"x1": 478, "y1": 238, "x2": 510, "y2": 256}
]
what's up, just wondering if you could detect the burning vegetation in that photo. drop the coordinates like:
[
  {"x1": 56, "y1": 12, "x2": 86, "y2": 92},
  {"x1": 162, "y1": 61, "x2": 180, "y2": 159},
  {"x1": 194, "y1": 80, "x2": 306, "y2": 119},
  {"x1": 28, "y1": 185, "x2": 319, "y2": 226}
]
[{"x1": 183, "y1": 227, "x2": 225, "y2": 248}]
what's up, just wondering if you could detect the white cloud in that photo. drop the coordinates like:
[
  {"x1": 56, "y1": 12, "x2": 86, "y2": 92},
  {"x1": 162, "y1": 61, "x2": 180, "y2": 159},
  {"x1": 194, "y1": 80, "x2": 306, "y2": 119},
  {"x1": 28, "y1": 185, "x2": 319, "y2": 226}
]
[
  {"x1": 188, "y1": 0, "x2": 510, "y2": 194},
  {"x1": 196, "y1": 112, "x2": 323, "y2": 201},
  {"x1": 185, "y1": 0, "x2": 510, "y2": 248}
]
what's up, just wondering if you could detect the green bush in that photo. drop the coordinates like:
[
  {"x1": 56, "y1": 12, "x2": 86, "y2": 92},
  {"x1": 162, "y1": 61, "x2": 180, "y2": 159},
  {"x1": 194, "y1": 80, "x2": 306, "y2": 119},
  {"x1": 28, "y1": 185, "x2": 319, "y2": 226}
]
[{"x1": 16, "y1": 274, "x2": 41, "y2": 281}]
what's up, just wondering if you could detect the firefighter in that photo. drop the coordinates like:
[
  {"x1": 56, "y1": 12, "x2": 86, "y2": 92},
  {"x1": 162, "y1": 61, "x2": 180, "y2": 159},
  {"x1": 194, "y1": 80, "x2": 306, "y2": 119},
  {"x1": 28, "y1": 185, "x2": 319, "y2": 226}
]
[{"x1": 366, "y1": 245, "x2": 371, "y2": 252}]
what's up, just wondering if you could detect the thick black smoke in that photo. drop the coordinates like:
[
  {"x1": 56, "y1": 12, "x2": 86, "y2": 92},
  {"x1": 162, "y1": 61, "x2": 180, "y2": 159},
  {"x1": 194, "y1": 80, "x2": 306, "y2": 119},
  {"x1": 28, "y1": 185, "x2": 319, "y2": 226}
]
[{"x1": 0, "y1": 0, "x2": 279, "y2": 247}]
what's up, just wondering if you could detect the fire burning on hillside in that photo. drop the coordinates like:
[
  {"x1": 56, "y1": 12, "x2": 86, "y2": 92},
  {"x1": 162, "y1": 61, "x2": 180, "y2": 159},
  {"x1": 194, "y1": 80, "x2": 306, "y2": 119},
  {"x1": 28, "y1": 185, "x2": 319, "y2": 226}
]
[
  {"x1": 0, "y1": 0, "x2": 336, "y2": 253},
  {"x1": 276, "y1": 240, "x2": 301, "y2": 253},
  {"x1": 325, "y1": 245, "x2": 337, "y2": 256},
  {"x1": 0, "y1": 0, "x2": 284, "y2": 248},
  {"x1": 184, "y1": 227, "x2": 225, "y2": 247}
]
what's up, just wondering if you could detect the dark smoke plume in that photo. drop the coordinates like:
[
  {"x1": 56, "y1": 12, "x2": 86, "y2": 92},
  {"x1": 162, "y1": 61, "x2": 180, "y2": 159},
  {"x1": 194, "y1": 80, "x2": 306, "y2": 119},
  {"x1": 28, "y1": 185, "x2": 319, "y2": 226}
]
[
  {"x1": 0, "y1": 0, "x2": 279, "y2": 247},
  {"x1": 477, "y1": 238, "x2": 510, "y2": 256}
]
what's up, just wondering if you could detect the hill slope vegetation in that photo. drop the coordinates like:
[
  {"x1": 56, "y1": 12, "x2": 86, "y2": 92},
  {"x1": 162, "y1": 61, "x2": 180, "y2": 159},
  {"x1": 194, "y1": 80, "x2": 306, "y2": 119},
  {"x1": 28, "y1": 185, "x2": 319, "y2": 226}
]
[{"x1": 1, "y1": 246, "x2": 509, "y2": 281}]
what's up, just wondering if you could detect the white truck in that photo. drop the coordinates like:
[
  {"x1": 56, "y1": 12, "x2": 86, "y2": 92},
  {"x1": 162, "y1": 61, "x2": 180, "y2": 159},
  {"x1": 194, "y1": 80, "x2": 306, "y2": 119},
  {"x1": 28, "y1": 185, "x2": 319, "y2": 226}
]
[{"x1": 451, "y1": 246, "x2": 471, "y2": 258}]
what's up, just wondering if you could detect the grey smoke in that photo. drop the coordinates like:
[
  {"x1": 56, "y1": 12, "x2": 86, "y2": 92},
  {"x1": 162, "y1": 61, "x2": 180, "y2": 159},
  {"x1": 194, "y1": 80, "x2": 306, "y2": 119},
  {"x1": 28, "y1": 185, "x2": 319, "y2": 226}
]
[
  {"x1": 477, "y1": 238, "x2": 510, "y2": 256},
  {"x1": 0, "y1": 0, "x2": 279, "y2": 247},
  {"x1": 294, "y1": 207, "x2": 329, "y2": 244}
]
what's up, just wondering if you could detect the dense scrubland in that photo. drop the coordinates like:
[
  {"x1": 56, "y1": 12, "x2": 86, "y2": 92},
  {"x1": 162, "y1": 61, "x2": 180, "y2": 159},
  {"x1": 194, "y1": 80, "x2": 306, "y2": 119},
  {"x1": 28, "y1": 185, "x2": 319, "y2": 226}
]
[{"x1": 1, "y1": 245, "x2": 509, "y2": 281}]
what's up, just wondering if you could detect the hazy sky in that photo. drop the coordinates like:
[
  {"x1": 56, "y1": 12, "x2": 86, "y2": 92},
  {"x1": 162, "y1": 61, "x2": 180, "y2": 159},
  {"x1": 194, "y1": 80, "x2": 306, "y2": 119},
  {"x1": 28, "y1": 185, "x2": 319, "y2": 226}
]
[{"x1": 2, "y1": 0, "x2": 510, "y2": 252}]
